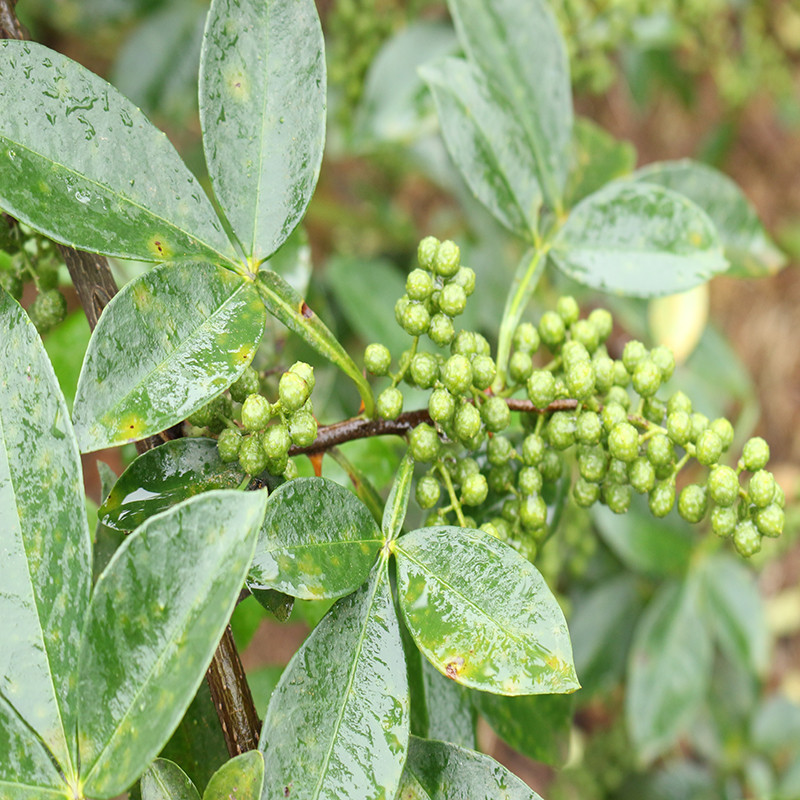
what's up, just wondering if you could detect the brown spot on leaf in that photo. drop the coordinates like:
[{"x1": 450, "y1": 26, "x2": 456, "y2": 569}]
[
  {"x1": 300, "y1": 301, "x2": 313, "y2": 319},
  {"x1": 445, "y1": 656, "x2": 465, "y2": 679}
]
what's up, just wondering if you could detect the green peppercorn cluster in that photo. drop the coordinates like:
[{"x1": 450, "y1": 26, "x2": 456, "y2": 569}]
[
  {"x1": 0, "y1": 218, "x2": 67, "y2": 333},
  {"x1": 188, "y1": 361, "x2": 317, "y2": 480},
  {"x1": 362, "y1": 236, "x2": 784, "y2": 562}
]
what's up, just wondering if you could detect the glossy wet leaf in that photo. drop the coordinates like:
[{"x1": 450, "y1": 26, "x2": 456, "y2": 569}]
[
  {"x1": 200, "y1": 0, "x2": 325, "y2": 262},
  {"x1": 141, "y1": 759, "x2": 200, "y2": 800},
  {"x1": 420, "y1": 659, "x2": 475, "y2": 749},
  {"x1": 420, "y1": 57, "x2": 540, "y2": 240},
  {"x1": 398, "y1": 736, "x2": 544, "y2": 800},
  {"x1": 395, "y1": 526, "x2": 578, "y2": 695},
  {"x1": 259, "y1": 560, "x2": 409, "y2": 800},
  {"x1": 551, "y1": 181, "x2": 727, "y2": 297},
  {"x1": 627, "y1": 580, "x2": 712, "y2": 764},
  {"x1": 250, "y1": 588, "x2": 294, "y2": 623},
  {"x1": 249, "y1": 477, "x2": 383, "y2": 599},
  {"x1": 633, "y1": 159, "x2": 786, "y2": 277},
  {"x1": 204, "y1": 751, "x2": 263, "y2": 800},
  {"x1": 565, "y1": 117, "x2": 636, "y2": 208},
  {"x1": 472, "y1": 692, "x2": 572, "y2": 766},
  {"x1": 0, "y1": 291, "x2": 91, "y2": 780},
  {"x1": 694, "y1": 553, "x2": 768, "y2": 676},
  {"x1": 0, "y1": 40, "x2": 236, "y2": 267},
  {"x1": 256, "y1": 270, "x2": 373, "y2": 416},
  {"x1": 100, "y1": 438, "x2": 247, "y2": 531},
  {"x1": 570, "y1": 574, "x2": 643, "y2": 694},
  {"x1": 0, "y1": 691, "x2": 67, "y2": 798},
  {"x1": 382, "y1": 452, "x2": 414, "y2": 542},
  {"x1": 77, "y1": 489, "x2": 267, "y2": 798},
  {"x1": 73, "y1": 262, "x2": 266, "y2": 453},
  {"x1": 447, "y1": 0, "x2": 571, "y2": 208},
  {"x1": 592, "y1": 498, "x2": 694, "y2": 577}
]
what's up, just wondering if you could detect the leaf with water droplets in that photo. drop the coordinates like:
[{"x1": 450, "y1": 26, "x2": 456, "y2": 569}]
[
  {"x1": 100, "y1": 438, "x2": 247, "y2": 531},
  {"x1": 249, "y1": 477, "x2": 383, "y2": 600},
  {"x1": 204, "y1": 751, "x2": 263, "y2": 800},
  {"x1": 0, "y1": 40, "x2": 237, "y2": 267},
  {"x1": 0, "y1": 291, "x2": 91, "y2": 786},
  {"x1": 141, "y1": 758, "x2": 201, "y2": 800},
  {"x1": 73, "y1": 262, "x2": 266, "y2": 453},
  {"x1": 259, "y1": 560, "x2": 409, "y2": 800},
  {"x1": 77, "y1": 489, "x2": 267, "y2": 798},
  {"x1": 394, "y1": 526, "x2": 578, "y2": 696},
  {"x1": 397, "y1": 735, "x2": 544, "y2": 799},
  {"x1": 551, "y1": 181, "x2": 728, "y2": 297},
  {"x1": 199, "y1": 0, "x2": 325, "y2": 263},
  {"x1": 382, "y1": 452, "x2": 414, "y2": 542}
]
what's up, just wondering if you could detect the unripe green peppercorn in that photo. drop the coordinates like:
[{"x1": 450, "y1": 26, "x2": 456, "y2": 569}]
[
  {"x1": 461, "y1": 473, "x2": 488, "y2": 506},
  {"x1": 473, "y1": 333, "x2": 491, "y2": 356},
  {"x1": 279, "y1": 371, "x2": 311, "y2": 413},
  {"x1": 283, "y1": 459, "x2": 299, "y2": 480},
  {"x1": 570, "y1": 319, "x2": 600, "y2": 353},
  {"x1": 453, "y1": 402, "x2": 481, "y2": 442},
  {"x1": 452, "y1": 266, "x2": 476, "y2": 296},
  {"x1": 416, "y1": 475, "x2": 440, "y2": 509},
  {"x1": 451, "y1": 330, "x2": 476, "y2": 357},
  {"x1": 696, "y1": 429, "x2": 723, "y2": 466},
  {"x1": 266, "y1": 450, "x2": 288, "y2": 476},
  {"x1": 394, "y1": 295, "x2": 409, "y2": 326},
  {"x1": 539, "y1": 311, "x2": 566, "y2": 349},
  {"x1": 417, "y1": 235, "x2": 439, "y2": 268},
  {"x1": 647, "y1": 434, "x2": 674, "y2": 467},
  {"x1": 29, "y1": 288, "x2": 67, "y2": 332},
  {"x1": 513, "y1": 322, "x2": 540, "y2": 353},
  {"x1": 605, "y1": 386, "x2": 631, "y2": 410},
  {"x1": 527, "y1": 370, "x2": 556, "y2": 408},
  {"x1": 601, "y1": 402, "x2": 628, "y2": 433},
  {"x1": 263, "y1": 424, "x2": 291, "y2": 460},
  {"x1": 289, "y1": 411, "x2": 317, "y2": 447},
  {"x1": 520, "y1": 494, "x2": 547, "y2": 529},
  {"x1": 678, "y1": 483, "x2": 707, "y2": 523},
  {"x1": 547, "y1": 411, "x2": 575, "y2": 450},
  {"x1": 454, "y1": 457, "x2": 480, "y2": 484},
  {"x1": 428, "y1": 313, "x2": 455, "y2": 346},
  {"x1": 409, "y1": 423, "x2": 440, "y2": 462},
  {"x1": 579, "y1": 447, "x2": 607, "y2": 483},
  {"x1": 710, "y1": 418, "x2": 734, "y2": 451},
  {"x1": 556, "y1": 295, "x2": 579, "y2": 326},
  {"x1": 239, "y1": 434, "x2": 267, "y2": 475},
  {"x1": 667, "y1": 391, "x2": 693, "y2": 416},
  {"x1": 622, "y1": 340, "x2": 647, "y2": 373},
  {"x1": 0, "y1": 271, "x2": 23, "y2": 301},
  {"x1": 377, "y1": 387, "x2": 403, "y2": 419},
  {"x1": 216, "y1": 428, "x2": 242, "y2": 463},
  {"x1": 406, "y1": 268, "x2": 434, "y2": 300},
  {"x1": 649, "y1": 480, "x2": 675, "y2": 518},
  {"x1": 566, "y1": 361, "x2": 595, "y2": 400},
  {"x1": 632, "y1": 359, "x2": 661, "y2": 398},
  {"x1": 471, "y1": 355, "x2": 496, "y2": 390},
  {"x1": 603, "y1": 482, "x2": 632, "y2": 514},
  {"x1": 742, "y1": 437, "x2": 770, "y2": 471},
  {"x1": 433, "y1": 240, "x2": 461, "y2": 277},
  {"x1": 613, "y1": 360, "x2": 630, "y2": 387},
  {"x1": 410, "y1": 352, "x2": 439, "y2": 388},
  {"x1": 487, "y1": 434, "x2": 513, "y2": 465},
  {"x1": 290, "y1": 362, "x2": 315, "y2": 392},
  {"x1": 481, "y1": 396, "x2": 510, "y2": 432},
  {"x1": 629, "y1": 457, "x2": 656, "y2": 493},
  {"x1": 402, "y1": 302, "x2": 431, "y2": 336},
  {"x1": 488, "y1": 463, "x2": 515, "y2": 494},
  {"x1": 364, "y1": 343, "x2": 391, "y2": 375},
  {"x1": 573, "y1": 477, "x2": 601, "y2": 507},
  {"x1": 588, "y1": 308, "x2": 613, "y2": 342},
  {"x1": 755, "y1": 504, "x2": 784, "y2": 538},
  {"x1": 650, "y1": 345, "x2": 675, "y2": 381},
  {"x1": 689, "y1": 412, "x2": 709, "y2": 443},
  {"x1": 187, "y1": 401, "x2": 215, "y2": 428},
  {"x1": 230, "y1": 366, "x2": 260, "y2": 403},
  {"x1": 576, "y1": 411, "x2": 602, "y2": 445},
  {"x1": 501, "y1": 498, "x2": 520, "y2": 523},
  {"x1": 241, "y1": 393, "x2": 271, "y2": 431},
  {"x1": 734, "y1": 520, "x2": 761, "y2": 557},
  {"x1": 607, "y1": 458, "x2": 629, "y2": 485},
  {"x1": 442, "y1": 354, "x2": 473, "y2": 395},
  {"x1": 522, "y1": 434, "x2": 545, "y2": 465},
  {"x1": 439, "y1": 283, "x2": 467, "y2": 317},
  {"x1": 708, "y1": 465, "x2": 739, "y2": 507},
  {"x1": 518, "y1": 466, "x2": 543, "y2": 495},
  {"x1": 540, "y1": 449, "x2": 563, "y2": 482},
  {"x1": 593, "y1": 355, "x2": 615, "y2": 393},
  {"x1": 509, "y1": 350, "x2": 533, "y2": 384},
  {"x1": 749, "y1": 470, "x2": 776, "y2": 508},
  {"x1": 643, "y1": 398, "x2": 667, "y2": 425},
  {"x1": 480, "y1": 522, "x2": 501, "y2": 539},
  {"x1": 429, "y1": 388, "x2": 455, "y2": 423},
  {"x1": 711, "y1": 506, "x2": 737, "y2": 537},
  {"x1": 667, "y1": 411, "x2": 692, "y2": 445}
]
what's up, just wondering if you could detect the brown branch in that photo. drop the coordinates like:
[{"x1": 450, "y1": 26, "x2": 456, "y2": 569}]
[{"x1": 0, "y1": 0, "x2": 260, "y2": 757}]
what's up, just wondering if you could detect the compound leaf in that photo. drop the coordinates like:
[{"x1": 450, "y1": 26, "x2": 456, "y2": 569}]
[
  {"x1": 249, "y1": 477, "x2": 383, "y2": 600},
  {"x1": 100, "y1": 438, "x2": 247, "y2": 532},
  {"x1": 633, "y1": 159, "x2": 786, "y2": 277},
  {"x1": 0, "y1": 40, "x2": 236, "y2": 267},
  {"x1": 395, "y1": 526, "x2": 578, "y2": 696},
  {"x1": 446, "y1": 0, "x2": 572, "y2": 207},
  {"x1": 141, "y1": 759, "x2": 200, "y2": 800},
  {"x1": 397, "y1": 736, "x2": 544, "y2": 800},
  {"x1": 0, "y1": 291, "x2": 91, "y2": 782},
  {"x1": 200, "y1": 0, "x2": 325, "y2": 263},
  {"x1": 204, "y1": 752, "x2": 263, "y2": 800},
  {"x1": 77, "y1": 489, "x2": 266, "y2": 798},
  {"x1": 259, "y1": 560, "x2": 408, "y2": 800},
  {"x1": 420, "y1": 57, "x2": 541, "y2": 239},
  {"x1": 73, "y1": 262, "x2": 266, "y2": 453},
  {"x1": 552, "y1": 181, "x2": 727, "y2": 296}
]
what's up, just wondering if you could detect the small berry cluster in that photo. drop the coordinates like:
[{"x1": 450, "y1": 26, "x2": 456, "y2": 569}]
[
  {"x1": 0, "y1": 217, "x2": 67, "y2": 332},
  {"x1": 189, "y1": 361, "x2": 317, "y2": 479},
  {"x1": 361, "y1": 236, "x2": 784, "y2": 562}
]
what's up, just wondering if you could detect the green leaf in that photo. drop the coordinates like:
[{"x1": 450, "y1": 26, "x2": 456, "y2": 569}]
[
  {"x1": 141, "y1": 759, "x2": 200, "y2": 800},
  {"x1": 255, "y1": 270, "x2": 373, "y2": 416},
  {"x1": 565, "y1": 117, "x2": 636, "y2": 208},
  {"x1": 627, "y1": 580, "x2": 713, "y2": 764},
  {"x1": 100, "y1": 438, "x2": 247, "y2": 531},
  {"x1": 633, "y1": 159, "x2": 786, "y2": 277},
  {"x1": 204, "y1": 752, "x2": 263, "y2": 800},
  {"x1": 328, "y1": 447, "x2": 385, "y2": 526},
  {"x1": 695, "y1": 554, "x2": 768, "y2": 675},
  {"x1": 249, "y1": 477, "x2": 383, "y2": 599},
  {"x1": 77, "y1": 489, "x2": 267, "y2": 798},
  {"x1": 73, "y1": 262, "x2": 266, "y2": 453},
  {"x1": 420, "y1": 660, "x2": 475, "y2": 750},
  {"x1": 0, "y1": 40, "x2": 237, "y2": 267},
  {"x1": 570, "y1": 574, "x2": 643, "y2": 694},
  {"x1": 250, "y1": 588, "x2": 294, "y2": 623},
  {"x1": 551, "y1": 181, "x2": 728, "y2": 297},
  {"x1": 395, "y1": 526, "x2": 578, "y2": 695},
  {"x1": 420, "y1": 57, "x2": 541, "y2": 240},
  {"x1": 0, "y1": 691, "x2": 67, "y2": 798},
  {"x1": 397, "y1": 735, "x2": 544, "y2": 799},
  {"x1": 592, "y1": 498, "x2": 694, "y2": 577},
  {"x1": 199, "y1": 0, "x2": 325, "y2": 262},
  {"x1": 259, "y1": 560, "x2": 409, "y2": 800},
  {"x1": 446, "y1": 0, "x2": 572, "y2": 208},
  {"x1": 383, "y1": 452, "x2": 414, "y2": 541},
  {"x1": 472, "y1": 692, "x2": 572, "y2": 766},
  {"x1": 0, "y1": 291, "x2": 91, "y2": 781}
]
